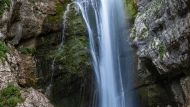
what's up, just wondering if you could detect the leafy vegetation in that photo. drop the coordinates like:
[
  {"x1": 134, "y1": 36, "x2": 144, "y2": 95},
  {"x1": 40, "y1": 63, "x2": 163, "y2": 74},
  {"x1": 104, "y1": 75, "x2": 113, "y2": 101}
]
[
  {"x1": 20, "y1": 47, "x2": 37, "y2": 54},
  {"x1": 130, "y1": 26, "x2": 136, "y2": 39},
  {"x1": 28, "y1": 0, "x2": 36, "y2": 3},
  {"x1": 158, "y1": 44, "x2": 165, "y2": 58},
  {"x1": 0, "y1": 41, "x2": 8, "y2": 58},
  {"x1": 0, "y1": 83, "x2": 24, "y2": 107},
  {"x1": 0, "y1": 0, "x2": 11, "y2": 18},
  {"x1": 124, "y1": 0, "x2": 138, "y2": 20}
]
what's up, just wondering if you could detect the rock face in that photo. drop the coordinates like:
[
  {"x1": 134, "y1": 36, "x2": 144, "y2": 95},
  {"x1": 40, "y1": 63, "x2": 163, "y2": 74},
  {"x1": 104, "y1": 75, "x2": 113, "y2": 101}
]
[
  {"x1": 35, "y1": 1, "x2": 93, "y2": 106},
  {"x1": 8, "y1": 0, "x2": 56, "y2": 45},
  {"x1": 0, "y1": 0, "x2": 93, "y2": 106},
  {"x1": 129, "y1": 0, "x2": 190, "y2": 106},
  {"x1": 16, "y1": 88, "x2": 53, "y2": 107},
  {"x1": 0, "y1": 0, "x2": 58, "y2": 106},
  {"x1": 0, "y1": 44, "x2": 54, "y2": 106}
]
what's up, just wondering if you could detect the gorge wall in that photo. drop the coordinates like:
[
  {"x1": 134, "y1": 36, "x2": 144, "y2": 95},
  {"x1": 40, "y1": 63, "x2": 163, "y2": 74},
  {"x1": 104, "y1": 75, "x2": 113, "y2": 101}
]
[
  {"x1": 0, "y1": 0, "x2": 93, "y2": 106},
  {"x1": 1, "y1": 0, "x2": 190, "y2": 107},
  {"x1": 129, "y1": 0, "x2": 190, "y2": 107}
]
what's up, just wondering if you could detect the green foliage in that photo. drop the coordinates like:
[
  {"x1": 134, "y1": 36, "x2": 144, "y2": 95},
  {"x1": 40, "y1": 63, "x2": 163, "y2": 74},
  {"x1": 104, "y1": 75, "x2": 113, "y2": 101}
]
[
  {"x1": 138, "y1": 28, "x2": 148, "y2": 39},
  {"x1": 0, "y1": 83, "x2": 24, "y2": 107},
  {"x1": 0, "y1": 41, "x2": 8, "y2": 58},
  {"x1": 0, "y1": 103, "x2": 3, "y2": 107},
  {"x1": 141, "y1": 28, "x2": 148, "y2": 35},
  {"x1": 0, "y1": 0, "x2": 11, "y2": 18},
  {"x1": 20, "y1": 47, "x2": 37, "y2": 54},
  {"x1": 28, "y1": 0, "x2": 36, "y2": 3},
  {"x1": 130, "y1": 26, "x2": 136, "y2": 39},
  {"x1": 124, "y1": 0, "x2": 138, "y2": 20},
  {"x1": 158, "y1": 44, "x2": 165, "y2": 58}
]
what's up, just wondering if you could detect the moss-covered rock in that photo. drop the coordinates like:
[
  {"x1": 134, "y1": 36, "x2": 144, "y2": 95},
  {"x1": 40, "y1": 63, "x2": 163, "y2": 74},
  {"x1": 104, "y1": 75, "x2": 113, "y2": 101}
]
[
  {"x1": 35, "y1": 1, "x2": 93, "y2": 107},
  {"x1": 47, "y1": 3, "x2": 65, "y2": 22},
  {"x1": 36, "y1": 32, "x2": 92, "y2": 106},
  {"x1": 55, "y1": 36, "x2": 90, "y2": 77}
]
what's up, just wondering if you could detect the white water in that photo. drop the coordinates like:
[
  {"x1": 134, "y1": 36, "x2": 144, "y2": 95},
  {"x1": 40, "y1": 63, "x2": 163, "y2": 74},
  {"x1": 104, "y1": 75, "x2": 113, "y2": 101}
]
[{"x1": 74, "y1": 0, "x2": 134, "y2": 107}]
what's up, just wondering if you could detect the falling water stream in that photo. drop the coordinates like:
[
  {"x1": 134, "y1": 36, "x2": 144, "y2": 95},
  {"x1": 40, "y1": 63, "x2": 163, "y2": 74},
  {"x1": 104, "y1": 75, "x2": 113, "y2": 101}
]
[
  {"x1": 74, "y1": 0, "x2": 134, "y2": 107},
  {"x1": 47, "y1": 0, "x2": 134, "y2": 106}
]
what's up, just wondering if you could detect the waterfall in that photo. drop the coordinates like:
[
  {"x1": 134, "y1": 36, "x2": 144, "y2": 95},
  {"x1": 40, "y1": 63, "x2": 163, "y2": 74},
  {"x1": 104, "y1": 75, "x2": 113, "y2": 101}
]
[
  {"x1": 76, "y1": 0, "x2": 134, "y2": 106},
  {"x1": 45, "y1": 3, "x2": 72, "y2": 97}
]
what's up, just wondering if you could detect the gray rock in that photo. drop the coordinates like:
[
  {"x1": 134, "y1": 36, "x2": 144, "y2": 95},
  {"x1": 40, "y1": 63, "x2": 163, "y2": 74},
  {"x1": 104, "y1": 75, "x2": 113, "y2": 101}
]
[{"x1": 131, "y1": 0, "x2": 190, "y2": 106}]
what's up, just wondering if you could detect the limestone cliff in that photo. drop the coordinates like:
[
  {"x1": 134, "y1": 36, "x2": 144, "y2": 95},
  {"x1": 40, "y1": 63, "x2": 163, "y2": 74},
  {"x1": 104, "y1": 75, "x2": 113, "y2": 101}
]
[
  {"x1": 0, "y1": 0, "x2": 64, "y2": 106},
  {"x1": 0, "y1": 0, "x2": 92, "y2": 106},
  {"x1": 129, "y1": 0, "x2": 190, "y2": 106}
]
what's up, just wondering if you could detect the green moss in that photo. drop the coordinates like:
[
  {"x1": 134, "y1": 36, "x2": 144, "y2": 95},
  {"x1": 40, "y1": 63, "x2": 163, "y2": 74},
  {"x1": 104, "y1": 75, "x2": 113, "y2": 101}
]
[
  {"x1": 47, "y1": 0, "x2": 77, "y2": 22},
  {"x1": 0, "y1": 83, "x2": 24, "y2": 107},
  {"x1": 0, "y1": 0, "x2": 11, "y2": 18},
  {"x1": 36, "y1": 35, "x2": 91, "y2": 106},
  {"x1": 56, "y1": 36, "x2": 90, "y2": 77},
  {"x1": 35, "y1": 2, "x2": 91, "y2": 105},
  {"x1": 47, "y1": 3, "x2": 65, "y2": 22},
  {"x1": 67, "y1": 9, "x2": 86, "y2": 35}
]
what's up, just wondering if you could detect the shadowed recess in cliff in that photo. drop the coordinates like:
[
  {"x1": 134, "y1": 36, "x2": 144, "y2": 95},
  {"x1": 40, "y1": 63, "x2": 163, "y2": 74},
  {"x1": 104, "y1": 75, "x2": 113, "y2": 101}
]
[{"x1": 74, "y1": 0, "x2": 135, "y2": 106}]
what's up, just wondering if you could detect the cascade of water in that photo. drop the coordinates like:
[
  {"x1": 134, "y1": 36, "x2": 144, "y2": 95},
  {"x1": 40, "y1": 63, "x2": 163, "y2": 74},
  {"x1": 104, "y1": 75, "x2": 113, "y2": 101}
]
[
  {"x1": 45, "y1": 3, "x2": 72, "y2": 96},
  {"x1": 74, "y1": 0, "x2": 134, "y2": 107}
]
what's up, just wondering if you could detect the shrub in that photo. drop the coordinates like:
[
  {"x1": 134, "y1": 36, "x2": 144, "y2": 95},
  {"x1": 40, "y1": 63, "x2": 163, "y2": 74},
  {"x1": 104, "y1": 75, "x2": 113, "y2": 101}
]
[
  {"x1": 9, "y1": 97, "x2": 22, "y2": 107},
  {"x1": 158, "y1": 44, "x2": 165, "y2": 58},
  {"x1": 20, "y1": 47, "x2": 37, "y2": 54},
  {"x1": 124, "y1": 0, "x2": 138, "y2": 20},
  {"x1": 0, "y1": 83, "x2": 24, "y2": 107},
  {"x1": 0, "y1": 41, "x2": 8, "y2": 58}
]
